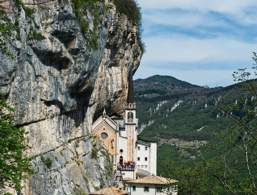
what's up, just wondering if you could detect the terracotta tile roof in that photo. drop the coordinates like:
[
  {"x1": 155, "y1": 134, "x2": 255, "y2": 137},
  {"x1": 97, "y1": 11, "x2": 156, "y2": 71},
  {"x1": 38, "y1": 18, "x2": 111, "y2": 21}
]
[
  {"x1": 90, "y1": 187, "x2": 128, "y2": 195},
  {"x1": 126, "y1": 175, "x2": 178, "y2": 185}
]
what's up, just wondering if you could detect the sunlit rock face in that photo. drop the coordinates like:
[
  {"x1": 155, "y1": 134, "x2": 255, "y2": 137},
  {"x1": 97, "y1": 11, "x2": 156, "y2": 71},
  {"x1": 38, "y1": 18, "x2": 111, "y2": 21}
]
[{"x1": 0, "y1": 0, "x2": 142, "y2": 194}]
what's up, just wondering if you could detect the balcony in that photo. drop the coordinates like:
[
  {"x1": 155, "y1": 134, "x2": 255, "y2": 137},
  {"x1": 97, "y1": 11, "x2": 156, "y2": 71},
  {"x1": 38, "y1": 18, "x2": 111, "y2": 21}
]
[{"x1": 117, "y1": 161, "x2": 135, "y2": 171}]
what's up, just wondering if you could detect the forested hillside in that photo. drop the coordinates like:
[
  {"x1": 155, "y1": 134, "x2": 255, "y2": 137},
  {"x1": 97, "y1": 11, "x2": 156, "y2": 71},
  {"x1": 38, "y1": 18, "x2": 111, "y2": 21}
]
[
  {"x1": 135, "y1": 75, "x2": 245, "y2": 143},
  {"x1": 134, "y1": 75, "x2": 257, "y2": 194}
]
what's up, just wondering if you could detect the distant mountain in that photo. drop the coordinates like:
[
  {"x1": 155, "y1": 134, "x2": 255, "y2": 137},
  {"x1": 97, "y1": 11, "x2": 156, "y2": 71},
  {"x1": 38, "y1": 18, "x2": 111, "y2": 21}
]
[
  {"x1": 135, "y1": 75, "x2": 204, "y2": 100},
  {"x1": 134, "y1": 75, "x2": 253, "y2": 173},
  {"x1": 135, "y1": 75, "x2": 201, "y2": 91}
]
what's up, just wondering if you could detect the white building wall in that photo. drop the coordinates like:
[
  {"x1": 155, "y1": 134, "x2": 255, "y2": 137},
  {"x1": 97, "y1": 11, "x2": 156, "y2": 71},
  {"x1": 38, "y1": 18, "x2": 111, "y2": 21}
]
[
  {"x1": 121, "y1": 171, "x2": 135, "y2": 180},
  {"x1": 120, "y1": 129, "x2": 127, "y2": 137},
  {"x1": 136, "y1": 142, "x2": 157, "y2": 175},
  {"x1": 150, "y1": 143, "x2": 157, "y2": 175},
  {"x1": 127, "y1": 184, "x2": 178, "y2": 195},
  {"x1": 128, "y1": 185, "x2": 155, "y2": 195},
  {"x1": 117, "y1": 136, "x2": 128, "y2": 164},
  {"x1": 136, "y1": 144, "x2": 150, "y2": 173}
]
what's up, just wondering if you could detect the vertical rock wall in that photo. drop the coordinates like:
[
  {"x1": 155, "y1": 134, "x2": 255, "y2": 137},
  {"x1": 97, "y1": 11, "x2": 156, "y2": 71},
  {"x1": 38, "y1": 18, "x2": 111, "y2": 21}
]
[{"x1": 0, "y1": 0, "x2": 142, "y2": 194}]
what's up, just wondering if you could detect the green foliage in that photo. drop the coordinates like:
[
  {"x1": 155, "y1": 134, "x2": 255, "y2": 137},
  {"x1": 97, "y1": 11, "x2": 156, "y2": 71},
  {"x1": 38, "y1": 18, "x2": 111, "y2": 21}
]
[
  {"x1": 0, "y1": 99, "x2": 32, "y2": 191},
  {"x1": 101, "y1": 149, "x2": 113, "y2": 177},
  {"x1": 13, "y1": 0, "x2": 23, "y2": 6},
  {"x1": 72, "y1": 0, "x2": 144, "y2": 52},
  {"x1": 113, "y1": 0, "x2": 145, "y2": 53},
  {"x1": 138, "y1": 94, "x2": 234, "y2": 142},
  {"x1": 72, "y1": 0, "x2": 100, "y2": 50},
  {"x1": 14, "y1": 0, "x2": 35, "y2": 17},
  {"x1": 91, "y1": 140, "x2": 98, "y2": 159},
  {"x1": 41, "y1": 156, "x2": 52, "y2": 169},
  {"x1": 74, "y1": 187, "x2": 88, "y2": 195},
  {"x1": 28, "y1": 30, "x2": 45, "y2": 41},
  {"x1": 0, "y1": 13, "x2": 19, "y2": 58},
  {"x1": 113, "y1": 0, "x2": 141, "y2": 25},
  {"x1": 138, "y1": 55, "x2": 257, "y2": 194},
  {"x1": 23, "y1": 7, "x2": 34, "y2": 17}
]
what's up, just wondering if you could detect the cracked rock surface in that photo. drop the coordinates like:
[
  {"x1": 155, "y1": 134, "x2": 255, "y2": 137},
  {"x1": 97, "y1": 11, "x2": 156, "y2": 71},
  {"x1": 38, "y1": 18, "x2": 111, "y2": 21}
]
[{"x1": 0, "y1": 0, "x2": 142, "y2": 194}]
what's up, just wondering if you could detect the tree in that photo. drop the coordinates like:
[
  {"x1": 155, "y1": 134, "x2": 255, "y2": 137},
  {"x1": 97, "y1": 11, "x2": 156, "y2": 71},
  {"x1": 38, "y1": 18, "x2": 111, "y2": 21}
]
[
  {"x1": 198, "y1": 53, "x2": 257, "y2": 194},
  {"x1": 0, "y1": 98, "x2": 31, "y2": 192},
  {"x1": 161, "y1": 53, "x2": 257, "y2": 195},
  {"x1": 214, "y1": 53, "x2": 257, "y2": 194}
]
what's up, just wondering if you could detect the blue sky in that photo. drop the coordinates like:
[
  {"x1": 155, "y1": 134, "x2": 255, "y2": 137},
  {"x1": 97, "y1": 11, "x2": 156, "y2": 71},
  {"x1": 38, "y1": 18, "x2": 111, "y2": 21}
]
[{"x1": 134, "y1": 0, "x2": 257, "y2": 87}]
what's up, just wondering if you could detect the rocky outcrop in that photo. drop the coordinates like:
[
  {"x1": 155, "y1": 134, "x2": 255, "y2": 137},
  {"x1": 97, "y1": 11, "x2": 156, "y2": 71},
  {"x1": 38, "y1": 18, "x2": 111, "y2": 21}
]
[{"x1": 0, "y1": 0, "x2": 142, "y2": 194}]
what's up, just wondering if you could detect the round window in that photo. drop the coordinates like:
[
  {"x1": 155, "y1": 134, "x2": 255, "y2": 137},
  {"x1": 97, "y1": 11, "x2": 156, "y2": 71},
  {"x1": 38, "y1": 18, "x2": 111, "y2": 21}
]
[{"x1": 101, "y1": 132, "x2": 108, "y2": 139}]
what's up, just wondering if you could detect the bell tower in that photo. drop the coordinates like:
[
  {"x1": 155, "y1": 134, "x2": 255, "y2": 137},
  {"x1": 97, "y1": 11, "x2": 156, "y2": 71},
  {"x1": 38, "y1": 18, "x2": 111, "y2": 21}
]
[{"x1": 125, "y1": 103, "x2": 138, "y2": 162}]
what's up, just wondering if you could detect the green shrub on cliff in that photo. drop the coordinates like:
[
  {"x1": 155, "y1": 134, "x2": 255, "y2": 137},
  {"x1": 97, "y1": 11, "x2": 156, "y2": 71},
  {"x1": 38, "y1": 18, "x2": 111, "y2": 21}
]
[
  {"x1": 72, "y1": 0, "x2": 145, "y2": 52},
  {"x1": 0, "y1": 99, "x2": 31, "y2": 191},
  {"x1": 41, "y1": 156, "x2": 52, "y2": 169},
  {"x1": 114, "y1": 0, "x2": 145, "y2": 52},
  {"x1": 72, "y1": 0, "x2": 100, "y2": 49},
  {"x1": 13, "y1": 0, "x2": 35, "y2": 17},
  {"x1": 114, "y1": 0, "x2": 141, "y2": 25}
]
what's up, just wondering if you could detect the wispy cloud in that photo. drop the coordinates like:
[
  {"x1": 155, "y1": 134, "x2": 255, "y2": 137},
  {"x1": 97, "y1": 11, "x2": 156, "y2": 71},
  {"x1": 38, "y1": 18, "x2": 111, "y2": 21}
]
[
  {"x1": 142, "y1": 35, "x2": 256, "y2": 64},
  {"x1": 135, "y1": 0, "x2": 257, "y2": 86}
]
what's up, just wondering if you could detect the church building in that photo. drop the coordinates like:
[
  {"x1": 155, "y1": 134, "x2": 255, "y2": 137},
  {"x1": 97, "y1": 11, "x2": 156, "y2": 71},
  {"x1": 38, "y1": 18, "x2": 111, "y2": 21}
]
[{"x1": 92, "y1": 103, "x2": 157, "y2": 180}]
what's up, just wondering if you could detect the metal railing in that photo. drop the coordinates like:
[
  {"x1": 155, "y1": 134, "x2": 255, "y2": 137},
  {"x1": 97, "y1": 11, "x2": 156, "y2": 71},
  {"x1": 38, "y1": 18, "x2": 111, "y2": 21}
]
[{"x1": 117, "y1": 161, "x2": 135, "y2": 171}]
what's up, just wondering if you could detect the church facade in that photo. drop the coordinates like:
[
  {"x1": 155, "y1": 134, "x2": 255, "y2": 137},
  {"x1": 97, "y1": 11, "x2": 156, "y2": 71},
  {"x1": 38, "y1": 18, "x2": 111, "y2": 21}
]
[{"x1": 92, "y1": 103, "x2": 157, "y2": 180}]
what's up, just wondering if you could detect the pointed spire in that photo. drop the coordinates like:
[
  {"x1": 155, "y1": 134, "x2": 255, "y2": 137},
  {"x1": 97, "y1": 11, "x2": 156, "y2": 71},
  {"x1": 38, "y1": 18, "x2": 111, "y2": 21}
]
[{"x1": 103, "y1": 108, "x2": 107, "y2": 117}]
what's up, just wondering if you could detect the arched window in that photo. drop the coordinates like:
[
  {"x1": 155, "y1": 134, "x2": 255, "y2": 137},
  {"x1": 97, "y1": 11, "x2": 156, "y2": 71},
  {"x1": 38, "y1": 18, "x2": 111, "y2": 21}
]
[
  {"x1": 119, "y1": 156, "x2": 123, "y2": 166},
  {"x1": 128, "y1": 112, "x2": 134, "y2": 123}
]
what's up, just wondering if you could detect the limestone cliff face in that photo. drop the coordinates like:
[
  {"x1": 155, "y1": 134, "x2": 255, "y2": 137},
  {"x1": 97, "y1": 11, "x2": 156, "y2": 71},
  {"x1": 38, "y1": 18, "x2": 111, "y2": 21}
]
[{"x1": 0, "y1": 0, "x2": 142, "y2": 194}]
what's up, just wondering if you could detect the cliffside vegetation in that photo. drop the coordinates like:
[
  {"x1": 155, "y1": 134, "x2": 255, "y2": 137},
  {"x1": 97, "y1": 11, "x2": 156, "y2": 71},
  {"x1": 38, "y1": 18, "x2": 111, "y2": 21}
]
[
  {"x1": 0, "y1": 98, "x2": 31, "y2": 191},
  {"x1": 0, "y1": 11, "x2": 18, "y2": 58},
  {"x1": 72, "y1": 0, "x2": 144, "y2": 52},
  {"x1": 113, "y1": 0, "x2": 145, "y2": 53},
  {"x1": 72, "y1": 0, "x2": 100, "y2": 49},
  {"x1": 113, "y1": 0, "x2": 141, "y2": 25}
]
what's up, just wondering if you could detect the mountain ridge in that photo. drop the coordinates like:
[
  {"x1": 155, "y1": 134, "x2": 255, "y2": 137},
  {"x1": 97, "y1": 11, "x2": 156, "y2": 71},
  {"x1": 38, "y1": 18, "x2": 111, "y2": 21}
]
[{"x1": 134, "y1": 74, "x2": 253, "y2": 167}]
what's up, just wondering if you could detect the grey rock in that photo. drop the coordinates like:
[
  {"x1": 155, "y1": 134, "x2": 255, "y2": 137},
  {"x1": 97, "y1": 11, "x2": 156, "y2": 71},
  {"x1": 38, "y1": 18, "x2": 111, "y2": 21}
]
[{"x1": 0, "y1": 0, "x2": 142, "y2": 194}]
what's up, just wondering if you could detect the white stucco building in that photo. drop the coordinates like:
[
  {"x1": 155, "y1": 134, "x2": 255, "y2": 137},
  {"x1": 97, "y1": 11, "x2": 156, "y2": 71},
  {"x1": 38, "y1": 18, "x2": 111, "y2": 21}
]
[
  {"x1": 126, "y1": 176, "x2": 178, "y2": 195},
  {"x1": 92, "y1": 103, "x2": 157, "y2": 179},
  {"x1": 136, "y1": 140, "x2": 157, "y2": 176}
]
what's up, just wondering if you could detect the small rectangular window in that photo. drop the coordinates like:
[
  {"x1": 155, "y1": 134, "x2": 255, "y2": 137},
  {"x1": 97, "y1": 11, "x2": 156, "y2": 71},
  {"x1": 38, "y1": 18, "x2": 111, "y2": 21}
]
[
  {"x1": 138, "y1": 146, "x2": 140, "y2": 150},
  {"x1": 157, "y1": 187, "x2": 162, "y2": 192},
  {"x1": 132, "y1": 186, "x2": 136, "y2": 191},
  {"x1": 144, "y1": 186, "x2": 149, "y2": 192},
  {"x1": 145, "y1": 157, "x2": 148, "y2": 161},
  {"x1": 137, "y1": 157, "x2": 140, "y2": 161},
  {"x1": 145, "y1": 146, "x2": 148, "y2": 150}
]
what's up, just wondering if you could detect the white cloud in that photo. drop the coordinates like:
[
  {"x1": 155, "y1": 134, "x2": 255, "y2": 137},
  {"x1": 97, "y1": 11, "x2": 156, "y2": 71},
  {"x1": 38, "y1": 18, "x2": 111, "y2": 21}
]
[
  {"x1": 137, "y1": 0, "x2": 257, "y2": 14},
  {"x1": 138, "y1": 0, "x2": 257, "y2": 26},
  {"x1": 142, "y1": 35, "x2": 257, "y2": 64},
  {"x1": 135, "y1": 0, "x2": 257, "y2": 86},
  {"x1": 134, "y1": 34, "x2": 257, "y2": 86},
  {"x1": 143, "y1": 10, "x2": 204, "y2": 28}
]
